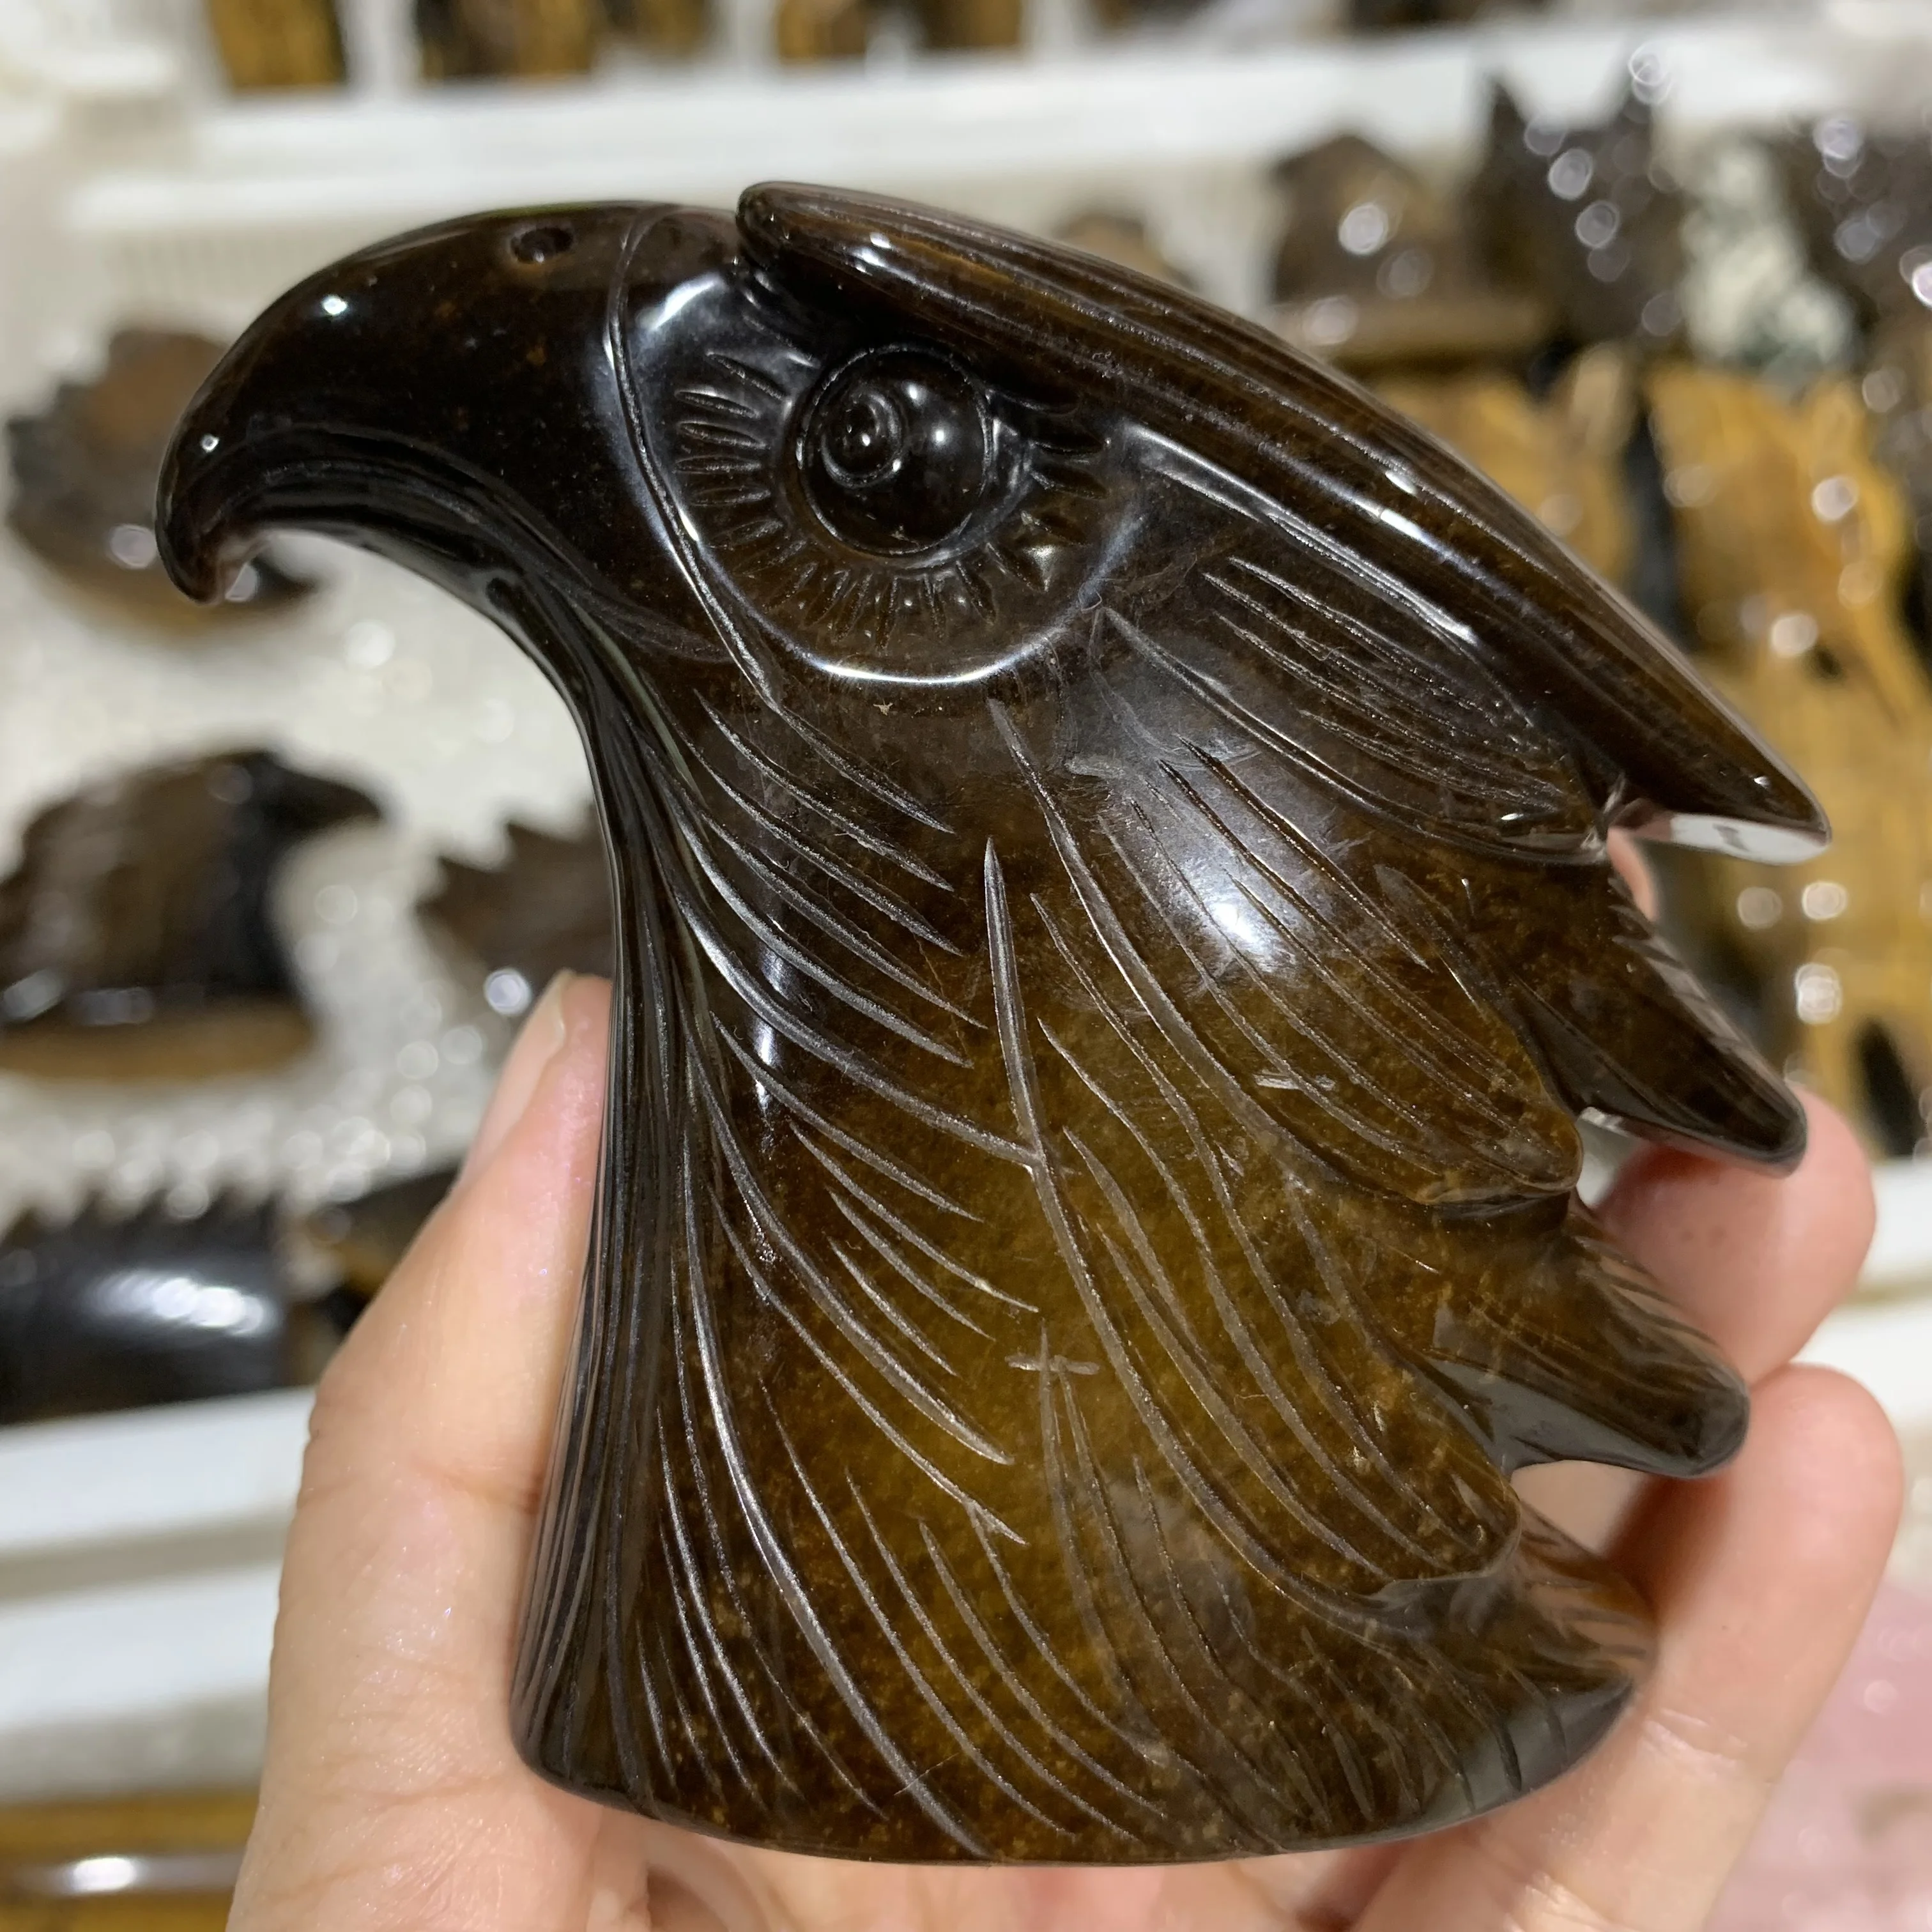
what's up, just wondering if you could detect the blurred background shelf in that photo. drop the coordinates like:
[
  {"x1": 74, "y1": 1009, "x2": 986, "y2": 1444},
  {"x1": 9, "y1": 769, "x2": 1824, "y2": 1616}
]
[{"x1": 3, "y1": 10, "x2": 1931, "y2": 365}]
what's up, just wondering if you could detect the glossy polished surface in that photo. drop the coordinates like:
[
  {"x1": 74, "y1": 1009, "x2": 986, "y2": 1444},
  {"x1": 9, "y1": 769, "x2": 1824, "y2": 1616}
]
[
  {"x1": 161, "y1": 187, "x2": 1821, "y2": 1862},
  {"x1": 1269, "y1": 133, "x2": 1549, "y2": 371},
  {"x1": 422, "y1": 820, "x2": 614, "y2": 1005},
  {"x1": 0, "y1": 1197, "x2": 329, "y2": 1425},
  {"x1": 1471, "y1": 81, "x2": 1685, "y2": 349},
  {"x1": 6, "y1": 332, "x2": 311, "y2": 628},
  {"x1": 0, "y1": 751, "x2": 378, "y2": 1081}
]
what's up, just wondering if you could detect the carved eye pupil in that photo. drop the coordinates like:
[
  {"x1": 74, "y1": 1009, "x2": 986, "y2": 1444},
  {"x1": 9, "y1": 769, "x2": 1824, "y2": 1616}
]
[
  {"x1": 822, "y1": 388, "x2": 904, "y2": 487},
  {"x1": 801, "y1": 351, "x2": 988, "y2": 556}
]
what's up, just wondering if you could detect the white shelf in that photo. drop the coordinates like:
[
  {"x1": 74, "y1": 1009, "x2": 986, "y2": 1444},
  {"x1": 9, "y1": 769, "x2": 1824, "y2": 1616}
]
[
  {"x1": 0, "y1": 1564, "x2": 280, "y2": 1802},
  {"x1": 13, "y1": 10, "x2": 1930, "y2": 342},
  {"x1": 0, "y1": 1387, "x2": 310, "y2": 1572},
  {"x1": 0, "y1": 1393, "x2": 306, "y2": 1801}
]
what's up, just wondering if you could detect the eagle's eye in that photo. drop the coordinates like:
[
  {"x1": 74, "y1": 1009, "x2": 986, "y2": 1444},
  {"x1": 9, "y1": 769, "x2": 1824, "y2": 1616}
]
[{"x1": 798, "y1": 349, "x2": 989, "y2": 558}]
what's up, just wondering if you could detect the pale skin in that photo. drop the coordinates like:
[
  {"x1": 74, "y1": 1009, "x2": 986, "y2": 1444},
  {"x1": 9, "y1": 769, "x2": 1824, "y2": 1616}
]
[{"x1": 238, "y1": 940, "x2": 1903, "y2": 1932}]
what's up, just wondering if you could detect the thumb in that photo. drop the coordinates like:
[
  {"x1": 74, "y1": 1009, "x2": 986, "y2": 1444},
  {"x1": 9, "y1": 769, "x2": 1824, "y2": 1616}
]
[{"x1": 233, "y1": 971, "x2": 612, "y2": 1932}]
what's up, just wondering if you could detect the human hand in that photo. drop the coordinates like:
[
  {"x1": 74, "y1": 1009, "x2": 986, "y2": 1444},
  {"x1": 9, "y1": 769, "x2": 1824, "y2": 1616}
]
[{"x1": 231, "y1": 967, "x2": 1901, "y2": 1932}]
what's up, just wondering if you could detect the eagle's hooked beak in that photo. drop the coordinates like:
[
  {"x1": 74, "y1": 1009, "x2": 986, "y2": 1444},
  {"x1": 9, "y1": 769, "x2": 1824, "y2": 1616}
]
[{"x1": 157, "y1": 203, "x2": 731, "y2": 633}]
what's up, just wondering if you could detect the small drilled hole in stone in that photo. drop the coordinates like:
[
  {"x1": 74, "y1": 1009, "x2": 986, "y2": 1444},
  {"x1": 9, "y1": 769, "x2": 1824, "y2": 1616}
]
[{"x1": 510, "y1": 224, "x2": 574, "y2": 266}]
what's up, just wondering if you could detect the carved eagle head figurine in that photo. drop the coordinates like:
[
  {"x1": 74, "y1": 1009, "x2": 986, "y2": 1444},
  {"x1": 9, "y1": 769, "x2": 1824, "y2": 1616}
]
[{"x1": 159, "y1": 188, "x2": 1824, "y2": 1863}]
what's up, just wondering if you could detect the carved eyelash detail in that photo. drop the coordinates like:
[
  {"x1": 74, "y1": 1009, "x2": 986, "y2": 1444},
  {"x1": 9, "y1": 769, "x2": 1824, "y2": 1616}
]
[{"x1": 670, "y1": 343, "x2": 1110, "y2": 674}]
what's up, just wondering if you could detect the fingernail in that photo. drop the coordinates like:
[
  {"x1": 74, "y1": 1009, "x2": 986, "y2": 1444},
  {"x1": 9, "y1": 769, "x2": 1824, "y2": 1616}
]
[{"x1": 459, "y1": 971, "x2": 574, "y2": 1185}]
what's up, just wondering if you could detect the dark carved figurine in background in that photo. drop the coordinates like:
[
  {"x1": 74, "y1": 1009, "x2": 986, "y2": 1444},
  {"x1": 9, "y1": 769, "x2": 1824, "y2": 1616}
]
[{"x1": 158, "y1": 187, "x2": 1823, "y2": 1863}]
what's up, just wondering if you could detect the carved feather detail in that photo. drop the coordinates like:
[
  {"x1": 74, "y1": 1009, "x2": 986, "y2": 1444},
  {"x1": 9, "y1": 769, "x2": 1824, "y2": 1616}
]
[{"x1": 155, "y1": 187, "x2": 1818, "y2": 1863}]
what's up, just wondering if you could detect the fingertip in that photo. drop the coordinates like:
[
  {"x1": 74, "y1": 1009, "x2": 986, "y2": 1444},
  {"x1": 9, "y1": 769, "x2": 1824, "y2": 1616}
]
[
  {"x1": 1746, "y1": 1364, "x2": 1904, "y2": 1563},
  {"x1": 1619, "y1": 1362, "x2": 1903, "y2": 1620},
  {"x1": 1598, "y1": 1090, "x2": 1874, "y2": 1383},
  {"x1": 1607, "y1": 827, "x2": 1659, "y2": 919}
]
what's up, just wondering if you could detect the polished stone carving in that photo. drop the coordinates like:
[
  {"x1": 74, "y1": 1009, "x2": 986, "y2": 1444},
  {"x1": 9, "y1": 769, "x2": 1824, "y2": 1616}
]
[
  {"x1": 1269, "y1": 134, "x2": 1549, "y2": 372},
  {"x1": 0, "y1": 1195, "x2": 338, "y2": 1425},
  {"x1": 1471, "y1": 80, "x2": 1686, "y2": 349},
  {"x1": 6, "y1": 331, "x2": 312, "y2": 627},
  {"x1": 0, "y1": 751, "x2": 378, "y2": 1081},
  {"x1": 1643, "y1": 364, "x2": 1932, "y2": 1158},
  {"x1": 420, "y1": 822, "x2": 614, "y2": 1012},
  {"x1": 159, "y1": 187, "x2": 1820, "y2": 1862}
]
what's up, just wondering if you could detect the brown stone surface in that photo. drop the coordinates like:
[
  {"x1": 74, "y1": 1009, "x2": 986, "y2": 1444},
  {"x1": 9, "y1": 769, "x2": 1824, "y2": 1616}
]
[
  {"x1": 0, "y1": 751, "x2": 377, "y2": 1084},
  {"x1": 1643, "y1": 364, "x2": 1932, "y2": 1158},
  {"x1": 420, "y1": 821, "x2": 614, "y2": 997},
  {"x1": 5, "y1": 331, "x2": 312, "y2": 629},
  {"x1": 157, "y1": 187, "x2": 1820, "y2": 1861}
]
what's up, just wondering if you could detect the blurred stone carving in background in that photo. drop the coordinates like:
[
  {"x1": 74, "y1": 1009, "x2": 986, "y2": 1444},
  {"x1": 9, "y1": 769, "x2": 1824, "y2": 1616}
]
[
  {"x1": 601, "y1": 0, "x2": 709, "y2": 57},
  {"x1": 774, "y1": 0, "x2": 870, "y2": 57},
  {"x1": 1268, "y1": 132, "x2": 1549, "y2": 370},
  {"x1": 1644, "y1": 364, "x2": 1932, "y2": 1157},
  {"x1": 6, "y1": 332, "x2": 313, "y2": 630},
  {"x1": 1470, "y1": 73, "x2": 1685, "y2": 348},
  {"x1": 419, "y1": 820, "x2": 613, "y2": 1021},
  {"x1": 204, "y1": 0, "x2": 346, "y2": 88},
  {"x1": 415, "y1": 0, "x2": 601, "y2": 79},
  {"x1": 0, "y1": 752, "x2": 380, "y2": 1083},
  {"x1": 1784, "y1": 113, "x2": 1932, "y2": 335},
  {"x1": 0, "y1": 1195, "x2": 344, "y2": 1426},
  {"x1": 1679, "y1": 134, "x2": 1858, "y2": 388}
]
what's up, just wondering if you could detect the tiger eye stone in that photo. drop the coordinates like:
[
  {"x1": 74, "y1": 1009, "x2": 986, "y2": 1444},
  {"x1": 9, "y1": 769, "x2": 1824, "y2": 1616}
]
[
  {"x1": 1269, "y1": 132, "x2": 1550, "y2": 372},
  {"x1": 0, "y1": 1195, "x2": 337, "y2": 1425},
  {"x1": 0, "y1": 751, "x2": 378, "y2": 1082},
  {"x1": 158, "y1": 187, "x2": 1821, "y2": 1862},
  {"x1": 6, "y1": 331, "x2": 312, "y2": 628}
]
